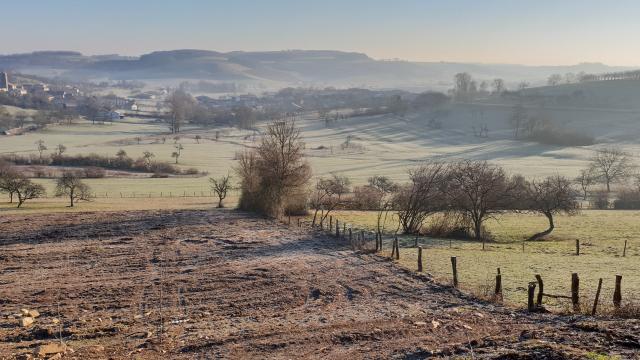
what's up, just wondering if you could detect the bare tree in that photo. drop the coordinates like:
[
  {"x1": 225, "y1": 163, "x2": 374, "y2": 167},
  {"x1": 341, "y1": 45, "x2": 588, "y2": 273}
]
[
  {"x1": 209, "y1": 174, "x2": 233, "y2": 208},
  {"x1": 55, "y1": 144, "x2": 67, "y2": 157},
  {"x1": 35, "y1": 139, "x2": 47, "y2": 161},
  {"x1": 310, "y1": 174, "x2": 351, "y2": 226},
  {"x1": 525, "y1": 175, "x2": 579, "y2": 241},
  {"x1": 590, "y1": 147, "x2": 633, "y2": 192},
  {"x1": 55, "y1": 171, "x2": 91, "y2": 207},
  {"x1": 453, "y1": 72, "x2": 474, "y2": 101},
  {"x1": 165, "y1": 90, "x2": 195, "y2": 134},
  {"x1": 447, "y1": 160, "x2": 513, "y2": 248},
  {"x1": 547, "y1": 74, "x2": 562, "y2": 86},
  {"x1": 492, "y1": 78, "x2": 505, "y2": 94},
  {"x1": 576, "y1": 168, "x2": 596, "y2": 200},
  {"x1": 368, "y1": 175, "x2": 398, "y2": 234},
  {"x1": 395, "y1": 163, "x2": 450, "y2": 234},
  {"x1": 142, "y1": 151, "x2": 155, "y2": 170},
  {"x1": 509, "y1": 104, "x2": 527, "y2": 139},
  {"x1": 0, "y1": 164, "x2": 19, "y2": 203},
  {"x1": 13, "y1": 177, "x2": 46, "y2": 208},
  {"x1": 236, "y1": 119, "x2": 312, "y2": 218},
  {"x1": 172, "y1": 144, "x2": 184, "y2": 164}
]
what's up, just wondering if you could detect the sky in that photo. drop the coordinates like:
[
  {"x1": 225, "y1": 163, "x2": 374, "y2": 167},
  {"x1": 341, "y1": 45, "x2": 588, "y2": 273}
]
[{"x1": 4, "y1": 0, "x2": 640, "y2": 66}]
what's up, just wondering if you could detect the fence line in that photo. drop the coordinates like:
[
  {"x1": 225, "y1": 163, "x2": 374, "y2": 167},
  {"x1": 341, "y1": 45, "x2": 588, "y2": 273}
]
[{"x1": 290, "y1": 214, "x2": 637, "y2": 315}]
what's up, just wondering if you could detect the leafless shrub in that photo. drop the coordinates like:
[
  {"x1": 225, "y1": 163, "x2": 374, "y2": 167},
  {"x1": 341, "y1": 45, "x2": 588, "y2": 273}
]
[
  {"x1": 310, "y1": 174, "x2": 351, "y2": 226},
  {"x1": 236, "y1": 119, "x2": 311, "y2": 218}
]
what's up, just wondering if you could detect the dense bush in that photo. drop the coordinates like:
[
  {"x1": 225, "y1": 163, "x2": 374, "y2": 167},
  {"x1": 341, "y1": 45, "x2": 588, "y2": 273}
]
[{"x1": 1, "y1": 152, "x2": 191, "y2": 175}]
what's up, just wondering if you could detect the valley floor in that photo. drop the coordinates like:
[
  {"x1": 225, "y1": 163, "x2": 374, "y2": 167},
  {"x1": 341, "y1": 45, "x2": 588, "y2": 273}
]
[{"x1": 0, "y1": 210, "x2": 638, "y2": 359}]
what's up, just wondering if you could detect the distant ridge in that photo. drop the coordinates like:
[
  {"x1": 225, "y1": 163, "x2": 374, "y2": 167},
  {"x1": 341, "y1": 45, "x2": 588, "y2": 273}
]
[{"x1": 0, "y1": 50, "x2": 635, "y2": 88}]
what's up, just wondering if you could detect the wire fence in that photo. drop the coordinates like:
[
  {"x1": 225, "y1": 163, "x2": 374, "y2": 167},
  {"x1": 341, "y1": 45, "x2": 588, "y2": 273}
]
[{"x1": 289, "y1": 213, "x2": 639, "y2": 316}]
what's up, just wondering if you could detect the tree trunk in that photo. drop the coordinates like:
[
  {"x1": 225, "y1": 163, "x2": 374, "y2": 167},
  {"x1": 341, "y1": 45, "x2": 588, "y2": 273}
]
[
  {"x1": 70, "y1": 190, "x2": 75, "y2": 207},
  {"x1": 217, "y1": 198, "x2": 223, "y2": 208},
  {"x1": 528, "y1": 212, "x2": 554, "y2": 241}
]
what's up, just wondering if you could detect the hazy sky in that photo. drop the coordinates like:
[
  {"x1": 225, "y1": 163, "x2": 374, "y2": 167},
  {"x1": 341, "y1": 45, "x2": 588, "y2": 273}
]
[{"x1": 4, "y1": 0, "x2": 640, "y2": 66}]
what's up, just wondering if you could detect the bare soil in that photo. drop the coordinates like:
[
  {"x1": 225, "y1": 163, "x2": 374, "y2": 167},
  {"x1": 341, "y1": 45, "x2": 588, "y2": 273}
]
[{"x1": 0, "y1": 210, "x2": 638, "y2": 359}]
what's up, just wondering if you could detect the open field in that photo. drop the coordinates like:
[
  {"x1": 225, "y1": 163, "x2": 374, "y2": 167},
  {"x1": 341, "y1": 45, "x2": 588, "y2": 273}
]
[
  {"x1": 329, "y1": 210, "x2": 640, "y2": 308},
  {"x1": 2, "y1": 102, "x2": 640, "y2": 202},
  {"x1": 1, "y1": 210, "x2": 638, "y2": 359}
]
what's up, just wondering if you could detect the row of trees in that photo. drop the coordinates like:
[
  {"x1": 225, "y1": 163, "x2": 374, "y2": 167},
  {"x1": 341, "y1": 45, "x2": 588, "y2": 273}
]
[
  {"x1": 0, "y1": 162, "x2": 90, "y2": 207},
  {"x1": 311, "y1": 162, "x2": 577, "y2": 248},
  {"x1": 232, "y1": 120, "x2": 580, "y2": 248}
]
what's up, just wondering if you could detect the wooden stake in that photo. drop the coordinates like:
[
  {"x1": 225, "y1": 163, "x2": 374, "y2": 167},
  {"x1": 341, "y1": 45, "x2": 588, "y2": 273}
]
[
  {"x1": 576, "y1": 239, "x2": 580, "y2": 256},
  {"x1": 495, "y1": 273, "x2": 502, "y2": 297},
  {"x1": 417, "y1": 246, "x2": 423, "y2": 272},
  {"x1": 613, "y1": 275, "x2": 622, "y2": 308},
  {"x1": 592, "y1": 278, "x2": 603, "y2": 316},
  {"x1": 623, "y1": 240, "x2": 627, "y2": 257},
  {"x1": 535, "y1": 274, "x2": 544, "y2": 306},
  {"x1": 527, "y1": 282, "x2": 536, "y2": 312},
  {"x1": 451, "y1": 257, "x2": 458, "y2": 288},
  {"x1": 571, "y1": 273, "x2": 580, "y2": 312}
]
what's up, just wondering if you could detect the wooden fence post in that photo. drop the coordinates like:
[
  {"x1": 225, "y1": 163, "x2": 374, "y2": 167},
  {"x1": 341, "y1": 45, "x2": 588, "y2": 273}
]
[
  {"x1": 576, "y1": 239, "x2": 580, "y2": 256},
  {"x1": 535, "y1": 274, "x2": 544, "y2": 306},
  {"x1": 394, "y1": 237, "x2": 400, "y2": 260},
  {"x1": 451, "y1": 257, "x2": 458, "y2": 288},
  {"x1": 522, "y1": 241, "x2": 525, "y2": 253},
  {"x1": 528, "y1": 282, "x2": 537, "y2": 312},
  {"x1": 495, "y1": 273, "x2": 502, "y2": 298},
  {"x1": 417, "y1": 246, "x2": 423, "y2": 272},
  {"x1": 613, "y1": 275, "x2": 622, "y2": 308},
  {"x1": 623, "y1": 240, "x2": 627, "y2": 257},
  {"x1": 329, "y1": 216, "x2": 333, "y2": 231},
  {"x1": 592, "y1": 278, "x2": 603, "y2": 316},
  {"x1": 297, "y1": 218, "x2": 301, "y2": 227},
  {"x1": 336, "y1": 220, "x2": 339, "y2": 237},
  {"x1": 571, "y1": 273, "x2": 580, "y2": 312},
  {"x1": 349, "y1": 228, "x2": 352, "y2": 244}
]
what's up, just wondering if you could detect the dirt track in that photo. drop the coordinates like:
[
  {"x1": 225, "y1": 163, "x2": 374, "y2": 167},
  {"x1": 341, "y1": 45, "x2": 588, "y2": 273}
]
[{"x1": 0, "y1": 210, "x2": 638, "y2": 359}]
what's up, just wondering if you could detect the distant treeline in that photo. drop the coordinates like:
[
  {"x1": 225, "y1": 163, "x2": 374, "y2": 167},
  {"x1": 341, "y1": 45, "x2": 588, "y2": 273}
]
[{"x1": 0, "y1": 152, "x2": 198, "y2": 176}]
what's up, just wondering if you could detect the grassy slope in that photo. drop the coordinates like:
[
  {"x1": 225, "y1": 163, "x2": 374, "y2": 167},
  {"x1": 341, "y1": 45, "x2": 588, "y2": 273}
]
[{"x1": 329, "y1": 210, "x2": 639, "y2": 308}]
